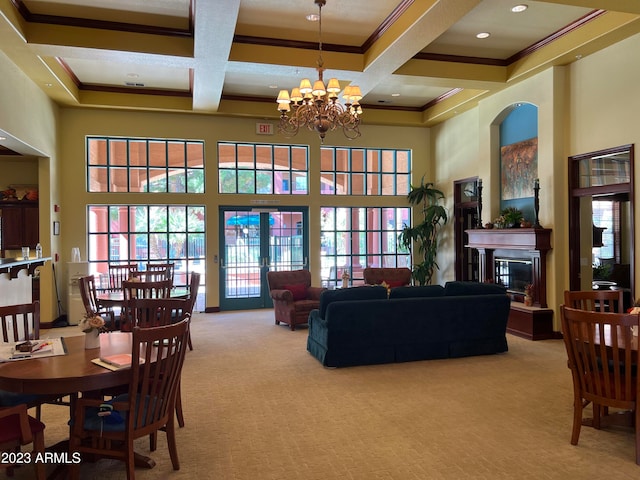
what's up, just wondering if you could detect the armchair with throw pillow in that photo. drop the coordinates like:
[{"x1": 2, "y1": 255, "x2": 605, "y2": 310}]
[
  {"x1": 267, "y1": 270, "x2": 326, "y2": 331},
  {"x1": 363, "y1": 267, "x2": 412, "y2": 289}
]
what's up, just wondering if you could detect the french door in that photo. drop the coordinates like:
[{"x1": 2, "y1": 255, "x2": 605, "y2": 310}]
[{"x1": 219, "y1": 207, "x2": 309, "y2": 310}]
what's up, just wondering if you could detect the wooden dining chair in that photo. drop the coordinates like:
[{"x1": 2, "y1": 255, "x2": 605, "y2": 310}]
[
  {"x1": 0, "y1": 302, "x2": 51, "y2": 413},
  {"x1": 118, "y1": 298, "x2": 190, "y2": 431},
  {"x1": 0, "y1": 303, "x2": 71, "y2": 416},
  {"x1": 0, "y1": 301, "x2": 39, "y2": 343},
  {"x1": 146, "y1": 262, "x2": 175, "y2": 285},
  {"x1": 122, "y1": 279, "x2": 171, "y2": 300},
  {"x1": 120, "y1": 297, "x2": 190, "y2": 331},
  {"x1": 69, "y1": 318, "x2": 191, "y2": 480},
  {"x1": 0, "y1": 403, "x2": 46, "y2": 480},
  {"x1": 107, "y1": 263, "x2": 138, "y2": 291},
  {"x1": 79, "y1": 275, "x2": 116, "y2": 330},
  {"x1": 185, "y1": 271, "x2": 201, "y2": 351},
  {"x1": 560, "y1": 305, "x2": 640, "y2": 464},
  {"x1": 564, "y1": 289, "x2": 625, "y2": 313}
]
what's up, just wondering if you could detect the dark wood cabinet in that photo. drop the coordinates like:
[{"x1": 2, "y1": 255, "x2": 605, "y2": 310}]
[{"x1": 0, "y1": 201, "x2": 39, "y2": 251}]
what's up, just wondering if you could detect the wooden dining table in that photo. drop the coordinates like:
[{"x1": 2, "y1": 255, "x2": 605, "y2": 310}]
[
  {"x1": 0, "y1": 332, "x2": 158, "y2": 472},
  {"x1": 0, "y1": 333, "x2": 132, "y2": 395}
]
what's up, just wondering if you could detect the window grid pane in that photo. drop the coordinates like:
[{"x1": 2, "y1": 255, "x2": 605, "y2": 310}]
[
  {"x1": 218, "y1": 142, "x2": 309, "y2": 195},
  {"x1": 320, "y1": 147, "x2": 410, "y2": 196},
  {"x1": 320, "y1": 206, "x2": 411, "y2": 288},
  {"x1": 87, "y1": 137, "x2": 204, "y2": 193},
  {"x1": 88, "y1": 204, "x2": 206, "y2": 293}
]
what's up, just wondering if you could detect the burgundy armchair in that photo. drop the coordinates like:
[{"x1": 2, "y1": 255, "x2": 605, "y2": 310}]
[
  {"x1": 363, "y1": 267, "x2": 412, "y2": 287},
  {"x1": 267, "y1": 270, "x2": 326, "y2": 331}
]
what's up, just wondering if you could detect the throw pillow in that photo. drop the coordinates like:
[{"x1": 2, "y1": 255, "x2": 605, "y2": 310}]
[
  {"x1": 283, "y1": 284, "x2": 307, "y2": 301},
  {"x1": 384, "y1": 279, "x2": 405, "y2": 288}
]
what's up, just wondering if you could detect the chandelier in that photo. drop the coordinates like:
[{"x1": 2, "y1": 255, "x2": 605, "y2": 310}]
[{"x1": 276, "y1": 0, "x2": 363, "y2": 142}]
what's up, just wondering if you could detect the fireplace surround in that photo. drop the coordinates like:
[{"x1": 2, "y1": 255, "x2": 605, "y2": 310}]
[{"x1": 466, "y1": 228, "x2": 554, "y2": 340}]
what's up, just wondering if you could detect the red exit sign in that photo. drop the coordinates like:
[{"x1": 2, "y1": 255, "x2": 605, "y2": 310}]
[{"x1": 256, "y1": 123, "x2": 274, "y2": 135}]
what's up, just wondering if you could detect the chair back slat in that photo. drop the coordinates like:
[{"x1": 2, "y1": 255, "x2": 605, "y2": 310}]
[
  {"x1": 107, "y1": 263, "x2": 138, "y2": 291},
  {"x1": 187, "y1": 272, "x2": 201, "y2": 313},
  {"x1": 78, "y1": 275, "x2": 100, "y2": 316},
  {"x1": 146, "y1": 262, "x2": 175, "y2": 285},
  {"x1": 564, "y1": 289, "x2": 624, "y2": 313},
  {"x1": 122, "y1": 279, "x2": 171, "y2": 300},
  {"x1": 561, "y1": 305, "x2": 638, "y2": 409},
  {"x1": 0, "y1": 302, "x2": 40, "y2": 342},
  {"x1": 128, "y1": 318, "x2": 190, "y2": 432},
  {"x1": 120, "y1": 298, "x2": 190, "y2": 331}
]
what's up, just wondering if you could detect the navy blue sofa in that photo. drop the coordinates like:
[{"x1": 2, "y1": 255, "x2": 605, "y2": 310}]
[{"x1": 307, "y1": 282, "x2": 511, "y2": 367}]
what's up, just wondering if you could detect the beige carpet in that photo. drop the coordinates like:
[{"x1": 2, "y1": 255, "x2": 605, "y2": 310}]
[{"x1": 10, "y1": 309, "x2": 640, "y2": 479}]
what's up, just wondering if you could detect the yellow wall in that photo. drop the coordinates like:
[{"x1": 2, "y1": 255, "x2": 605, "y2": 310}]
[
  {"x1": 0, "y1": 50, "x2": 59, "y2": 323},
  {"x1": 431, "y1": 32, "x2": 640, "y2": 330},
  {"x1": 58, "y1": 108, "x2": 430, "y2": 308}
]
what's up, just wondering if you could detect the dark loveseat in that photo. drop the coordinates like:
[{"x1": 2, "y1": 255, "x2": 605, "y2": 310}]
[{"x1": 307, "y1": 281, "x2": 511, "y2": 367}]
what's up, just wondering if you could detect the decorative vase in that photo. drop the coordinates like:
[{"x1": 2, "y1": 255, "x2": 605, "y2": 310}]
[
  {"x1": 524, "y1": 295, "x2": 533, "y2": 307},
  {"x1": 84, "y1": 329, "x2": 100, "y2": 349}
]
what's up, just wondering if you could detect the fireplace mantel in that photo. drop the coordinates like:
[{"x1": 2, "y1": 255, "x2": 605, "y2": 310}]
[
  {"x1": 465, "y1": 228, "x2": 554, "y2": 340},
  {"x1": 466, "y1": 228, "x2": 551, "y2": 251}
]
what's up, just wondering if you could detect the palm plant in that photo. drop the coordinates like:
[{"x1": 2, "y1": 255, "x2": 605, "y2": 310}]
[{"x1": 399, "y1": 178, "x2": 448, "y2": 285}]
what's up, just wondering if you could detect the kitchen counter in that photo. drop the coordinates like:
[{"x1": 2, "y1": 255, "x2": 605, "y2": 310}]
[{"x1": 0, "y1": 256, "x2": 51, "y2": 278}]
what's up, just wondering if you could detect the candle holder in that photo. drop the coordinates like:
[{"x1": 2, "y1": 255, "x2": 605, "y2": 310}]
[
  {"x1": 533, "y1": 179, "x2": 542, "y2": 228},
  {"x1": 477, "y1": 179, "x2": 483, "y2": 228}
]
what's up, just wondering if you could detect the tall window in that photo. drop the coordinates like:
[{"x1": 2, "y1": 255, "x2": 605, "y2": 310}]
[
  {"x1": 320, "y1": 207, "x2": 411, "y2": 288},
  {"x1": 87, "y1": 205, "x2": 205, "y2": 290},
  {"x1": 592, "y1": 200, "x2": 616, "y2": 262},
  {"x1": 87, "y1": 137, "x2": 205, "y2": 193},
  {"x1": 218, "y1": 142, "x2": 309, "y2": 194},
  {"x1": 320, "y1": 147, "x2": 410, "y2": 195}
]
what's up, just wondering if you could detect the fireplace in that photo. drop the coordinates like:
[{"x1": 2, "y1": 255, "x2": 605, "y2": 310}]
[
  {"x1": 465, "y1": 228, "x2": 554, "y2": 340},
  {"x1": 494, "y1": 255, "x2": 532, "y2": 294}
]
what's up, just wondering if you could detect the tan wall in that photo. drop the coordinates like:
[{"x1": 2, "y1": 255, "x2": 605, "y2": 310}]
[
  {"x1": 431, "y1": 32, "x2": 640, "y2": 331},
  {"x1": 58, "y1": 108, "x2": 430, "y2": 309},
  {"x1": 0, "y1": 50, "x2": 59, "y2": 323}
]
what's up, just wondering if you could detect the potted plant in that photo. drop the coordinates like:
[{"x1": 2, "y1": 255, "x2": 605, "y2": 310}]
[
  {"x1": 498, "y1": 207, "x2": 524, "y2": 228},
  {"x1": 399, "y1": 178, "x2": 448, "y2": 285}
]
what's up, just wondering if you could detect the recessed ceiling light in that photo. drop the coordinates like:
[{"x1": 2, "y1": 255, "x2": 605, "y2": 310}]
[
  {"x1": 0, "y1": 136, "x2": 6, "y2": 141},
  {"x1": 511, "y1": 4, "x2": 528, "y2": 13},
  {"x1": 269, "y1": 85, "x2": 278, "y2": 89},
  {"x1": 127, "y1": 73, "x2": 139, "y2": 78},
  {"x1": 476, "y1": 32, "x2": 490, "y2": 39},
  {"x1": 44, "y1": 83, "x2": 53, "y2": 88},
  {"x1": 306, "y1": 13, "x2": 319, "y2": 22},
  {"x1": 391, "y1": 93, "x2": 400, "y2": 97}
]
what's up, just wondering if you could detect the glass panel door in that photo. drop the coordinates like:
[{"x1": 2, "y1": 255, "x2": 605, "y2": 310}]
[{"x1": 219, "y1": 207, "x2": 309, "y2": 310}]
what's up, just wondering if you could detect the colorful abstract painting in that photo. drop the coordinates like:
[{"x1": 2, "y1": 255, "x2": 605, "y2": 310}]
[{"x1": 500, "y1": 137, "x2": 538, "y2": 200}]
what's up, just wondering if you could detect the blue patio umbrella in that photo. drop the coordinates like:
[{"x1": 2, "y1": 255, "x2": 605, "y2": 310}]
[{"x1": 226, "y1": 215, "x2": 274, "y2": 226}]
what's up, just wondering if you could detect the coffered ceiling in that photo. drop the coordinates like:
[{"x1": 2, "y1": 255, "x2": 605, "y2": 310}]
[{"x1": 1, "y1": 0, "x2": 639, "y2": 149}]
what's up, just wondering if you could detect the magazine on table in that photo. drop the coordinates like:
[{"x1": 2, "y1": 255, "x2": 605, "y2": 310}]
[{"x1": 92, "y1": 354, "x2": 145, "y2": 371}]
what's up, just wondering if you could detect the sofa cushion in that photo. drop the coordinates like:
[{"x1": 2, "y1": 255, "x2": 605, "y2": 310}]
[
  {"x1": 389, "y1": 285, "x2": 445, "y2": 299},
  {"x1": 283, "y1": 283, "x2": 307, "y2": 301},
  {"x1": 444, "y1": 281, "x2": 507, "y2": 296},
  {"x1": 318, "y1": 286, "x2": 388, "y2": 318}
]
